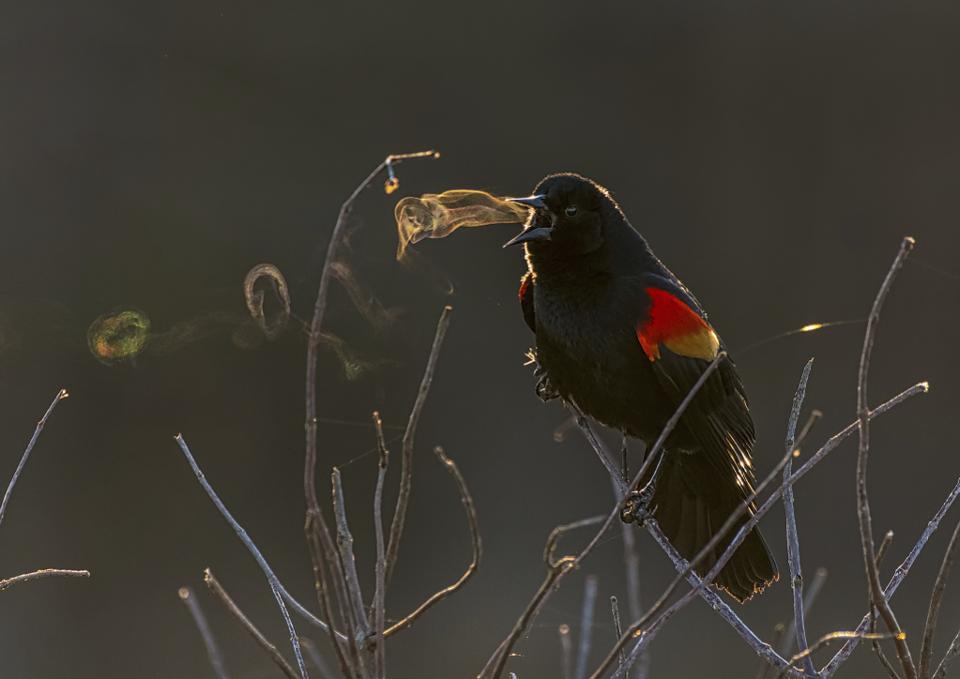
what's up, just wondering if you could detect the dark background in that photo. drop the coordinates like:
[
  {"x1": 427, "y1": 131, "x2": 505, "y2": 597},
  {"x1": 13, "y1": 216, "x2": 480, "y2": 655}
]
[{"x1": 1, "y1": 1, "x2": 959, "y2": 677}]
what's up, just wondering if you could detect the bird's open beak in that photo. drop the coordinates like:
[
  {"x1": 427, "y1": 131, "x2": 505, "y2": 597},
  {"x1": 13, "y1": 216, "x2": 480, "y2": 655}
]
[
  {"x1": 507, "y1": 194, "x2": 547, "y2": 210},
  {"x1": 503, "y1": 226, "x2": 552, "y2": 248},
  {"x1": 503, "y1": 194, "x2": 550, "y2": 247}
]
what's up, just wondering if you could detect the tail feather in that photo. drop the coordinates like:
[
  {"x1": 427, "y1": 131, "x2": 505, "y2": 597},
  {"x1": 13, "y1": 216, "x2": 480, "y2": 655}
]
[{"x1": 651, "y1": 449, "x2": 778, "y2": 603}]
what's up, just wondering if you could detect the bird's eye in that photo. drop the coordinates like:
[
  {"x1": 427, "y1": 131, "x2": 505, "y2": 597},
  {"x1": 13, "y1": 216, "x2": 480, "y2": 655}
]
[{"x1": 564, "y1": 205, "x2": 578, "y2": 217}]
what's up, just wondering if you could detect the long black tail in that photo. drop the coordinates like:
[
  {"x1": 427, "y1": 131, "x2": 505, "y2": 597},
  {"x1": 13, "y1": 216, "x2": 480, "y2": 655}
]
[{"x1": 651, "y1": 448, "x2": 778, "y2": 603}]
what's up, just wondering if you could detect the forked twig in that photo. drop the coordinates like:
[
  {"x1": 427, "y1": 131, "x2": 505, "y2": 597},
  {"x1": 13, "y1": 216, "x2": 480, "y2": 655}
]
[
  {"x1": 331, "y1": 467, "x2": 370, "y2": 639},
  {"x1": 204, "y1": 568, "x2": 300, "y2": 679},
  {"x1": 174, "y1": 434, "x2": 309, "y2": 679},
  {"x1": 384, "y1": 445, "x2": 480, "y2": 637}
]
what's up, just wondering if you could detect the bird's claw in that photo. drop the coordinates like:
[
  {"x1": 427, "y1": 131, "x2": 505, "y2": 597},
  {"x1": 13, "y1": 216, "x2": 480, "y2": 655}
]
[
  {"x1": 620, "y1": 485, "x2": 655, "y2": 525},
  {"x1": 530, "y1": 351, "x2": 560, "y2": 402}
]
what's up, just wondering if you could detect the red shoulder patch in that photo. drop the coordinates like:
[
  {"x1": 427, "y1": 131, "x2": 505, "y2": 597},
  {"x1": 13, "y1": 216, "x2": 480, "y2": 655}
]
[
  {"x1": 637, "y1": 287, "x2": 719, "y2": 361},
  {"x1": 519, "y1": 275, "x2": 531, "y2": 303}
]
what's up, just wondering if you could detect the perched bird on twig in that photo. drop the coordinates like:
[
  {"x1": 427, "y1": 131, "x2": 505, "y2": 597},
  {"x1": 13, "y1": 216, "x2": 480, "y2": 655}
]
[{"x1": 505, "y1": 173, "x2": 778, "y2": 602}]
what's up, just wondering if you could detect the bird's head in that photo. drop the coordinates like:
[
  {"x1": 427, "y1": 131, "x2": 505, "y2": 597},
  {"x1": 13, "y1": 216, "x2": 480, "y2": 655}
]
[{"x1": 503, "y1": 173, "x2": 620, "y2": 257}]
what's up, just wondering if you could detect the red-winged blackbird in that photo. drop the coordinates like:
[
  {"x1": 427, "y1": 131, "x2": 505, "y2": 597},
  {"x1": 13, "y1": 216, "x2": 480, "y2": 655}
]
[{"x1": 505, "y1": 173, "x2": 778, "y2": 602}]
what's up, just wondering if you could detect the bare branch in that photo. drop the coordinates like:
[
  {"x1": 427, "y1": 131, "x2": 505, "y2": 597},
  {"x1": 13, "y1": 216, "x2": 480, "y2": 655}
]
[
  {"x1": 384, "y1": 445, "x2": 480, "y2": 637},
  {"x1": 784, "y1": 630, "x2": 900, "y2": 675},
  {"x1": 179, "y1": 586, "x2": 230, "y2": 679},
  {"x1": 204, "y1": 568, "x2": 300, "y2": 679},
  {"x1": 821, "y1": 472, "x2": 960, "y2": 676},
  {"x1": 780, "y1": 567, "x2": 828, "y2": 660},
  {"x1": 855, "y1": 237, "x2": 917, "y2": 679},
  {"x1": 174, "y1": 434, "x2": 310, "y2": 679},
  {"x1": 0, "y1": 388, "x2": 69, "y2": 529},
  {"x1": 610, "y1": 597, "x2": 626, "y2": 674},
  {"x1": 932, "y1": 627, "x2": 960, "y2": 679},
  {"x1": 919, "y1": 517, "x2": 960, "y2": 677},
  {"x1": 575, "y1": 575, "x2": 599, "y2": 679},
  {"x1": 0, "y1": 568, "x2": 89, "y2": 592},
  {"x1": 331, "y1": 467, "x2": 370, "y2": 639},
  {"x1": 385, "y1": 304, "x2": 453, "y2": 586},
  {"x1": 305, "y1": 510, "x2": 358, "y2": 678},
  {"x1": 782, "y1": 359, "x2": 817, "y2": 677},
  {"x1": 876, "y1": 530, "x2": 895, "y2": 568},
  {"x1": 371, "y1": 411, "x2": 389, "y2": 679}
]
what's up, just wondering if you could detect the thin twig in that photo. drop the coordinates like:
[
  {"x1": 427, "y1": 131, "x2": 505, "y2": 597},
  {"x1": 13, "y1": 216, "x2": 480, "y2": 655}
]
[
  {"x1": 780, "y1": 567, "x2": 829, "y2": 660},
  {"x1": 782, "y1": 359, "x2": 817, "y2": 677},
  {"x1": 385, "y1": 305, "x2": 453, "y2": 586},
  {"x1": 384, "y1": 445, "x2": 480, "y2": 637},
  {"x1": 479, "y1": 516, "x2": 605, "y2": 679},
  {"x1": 0, "y1": 568, "x2": 89, "y2": 591},
  {"x1": 179, "y1": 586, "x2": 230, "y2": 679},
  {"x1": 371, "y1": 411, "x2": 389, "y2": 679},
  {"x1": 305, "y1": 510, "x2": 357, "y2": 678},
  {"x1": 560, "y1": 624, "x2": 573, "y2": 679},
  {"x1": 204, "y1": 568, "x2": 299, "y2": 679},
  {"x1": 876, "y1": 531, "x2": 895, "y2": 569},
  {"x1": 174, "y1": 434, "x2": 310, "y2": 679},
  {"x1": 608, "y1": 476, "x2": 647, "y2": 679},
  {"x1": 310, "y1": 506, "x2": 365, "y2": 676},
  {"x1": 821, "y1": 472, "x2": 960, "y2": 677},
  {"x1": 855, "y1": 236, "x2": 917, "y2": 679},
  {"x1": 0, "y1": 388, "x2": 68, "y2": 529},
  {"x1": 576, "y1": 575, "x2": 599, "y2": 679},
  {"x1": 331, "y1": 467, "x2": 370, "y2": 639},
  {"x1": 610, "y1": 597, "x2": 625, "y2": 671},
  {"x1": 932, "y1": 627, "x2": 960, "y2": 678},
  {"x1": 920, "y1": 517, "x2": 960, "y2": 677},
  {"x1": 786, "y1": 630, "x2": 899, "y2": 672}
]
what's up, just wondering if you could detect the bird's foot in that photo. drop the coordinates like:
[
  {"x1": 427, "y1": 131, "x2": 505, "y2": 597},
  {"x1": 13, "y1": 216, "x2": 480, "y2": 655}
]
[
  {"x1": 530, "y1": 353, "x2": 560, "y2": 402},
  {"x1": 620, "y1": 483, "x2": 656, "y2": 525}
]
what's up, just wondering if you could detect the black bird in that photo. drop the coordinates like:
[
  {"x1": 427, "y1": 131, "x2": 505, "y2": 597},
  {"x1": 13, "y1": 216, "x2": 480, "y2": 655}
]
[{"x1": 505, "y1": 173, "x2": 777, "y2": 602}]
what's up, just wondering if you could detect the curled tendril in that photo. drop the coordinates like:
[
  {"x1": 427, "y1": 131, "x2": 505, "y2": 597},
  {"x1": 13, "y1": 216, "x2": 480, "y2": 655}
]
[{"x1": 243, "y1": 263, "x2": 291, "y2": 341}]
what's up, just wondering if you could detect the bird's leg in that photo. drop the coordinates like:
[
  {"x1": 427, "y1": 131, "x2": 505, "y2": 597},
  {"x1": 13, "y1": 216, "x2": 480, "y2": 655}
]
[
  {"x1": 620, "y1": 447, "x2": 666, "y2": 525},
  {"x1": 621, "y1": 437, "x2": 630, "y2": 485}
]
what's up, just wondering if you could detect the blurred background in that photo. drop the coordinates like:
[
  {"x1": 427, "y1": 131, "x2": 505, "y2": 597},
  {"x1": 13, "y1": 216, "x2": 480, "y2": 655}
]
[{"x1": 1, "y1": 1, "x2": 959, "y2": 677}]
